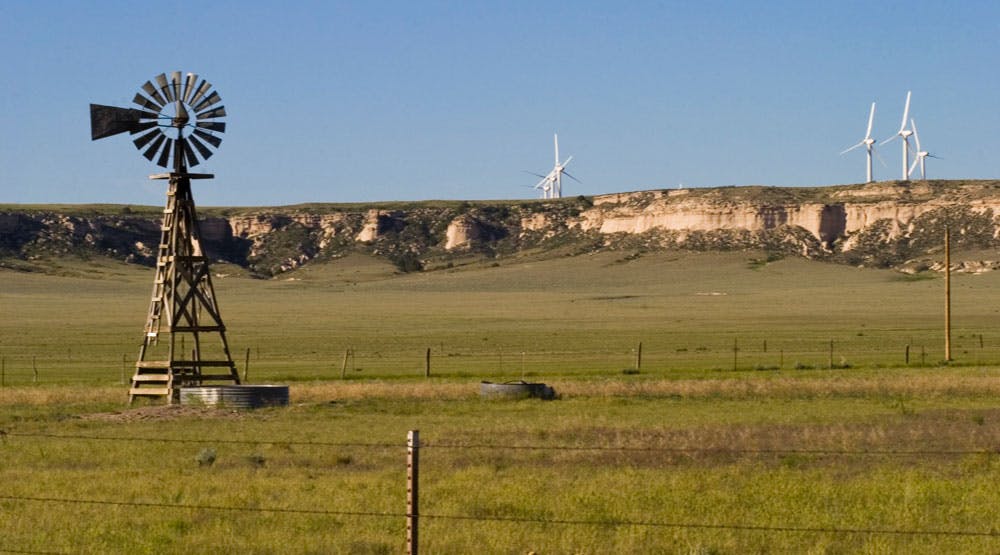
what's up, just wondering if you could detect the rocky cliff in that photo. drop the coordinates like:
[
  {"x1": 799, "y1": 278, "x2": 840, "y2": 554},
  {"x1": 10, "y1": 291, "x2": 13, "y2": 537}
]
[{"x1": 3, "y1": 180, "x2": 1000, "y2": 275}]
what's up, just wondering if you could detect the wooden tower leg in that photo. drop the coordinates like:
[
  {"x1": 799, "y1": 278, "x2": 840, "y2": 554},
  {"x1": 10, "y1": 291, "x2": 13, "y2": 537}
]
[{"x1": 130, "y1": 172, "x2": 239, "y2": 403}]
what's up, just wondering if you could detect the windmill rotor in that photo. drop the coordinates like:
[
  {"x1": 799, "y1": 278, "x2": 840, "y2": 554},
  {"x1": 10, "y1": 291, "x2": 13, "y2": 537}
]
[{"x1": 90, "y1": 71, "x2": 226, "y2": 170}]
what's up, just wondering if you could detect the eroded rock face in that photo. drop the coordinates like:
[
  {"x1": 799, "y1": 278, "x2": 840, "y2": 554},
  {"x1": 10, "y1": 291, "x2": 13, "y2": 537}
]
[{"x1": 5, "y1": 180, "x2": 1000, "y2": 274}]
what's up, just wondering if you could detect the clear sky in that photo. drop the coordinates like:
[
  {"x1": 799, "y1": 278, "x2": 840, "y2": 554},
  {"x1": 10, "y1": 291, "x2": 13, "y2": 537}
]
[{"x1": 1, "y1": 1, "x2": 998, "y2": 206}]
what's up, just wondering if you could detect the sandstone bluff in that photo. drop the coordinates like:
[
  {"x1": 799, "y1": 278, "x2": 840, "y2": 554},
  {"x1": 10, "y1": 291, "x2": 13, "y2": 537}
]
[{"x1": 3, "y1": 180, "x2": 999, "y2": 275}]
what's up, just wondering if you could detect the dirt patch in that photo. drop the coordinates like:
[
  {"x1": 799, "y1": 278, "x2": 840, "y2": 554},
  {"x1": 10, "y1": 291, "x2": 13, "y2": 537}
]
[{"x1": 80, "y1": 404, "x2": 247, "y2": 423}]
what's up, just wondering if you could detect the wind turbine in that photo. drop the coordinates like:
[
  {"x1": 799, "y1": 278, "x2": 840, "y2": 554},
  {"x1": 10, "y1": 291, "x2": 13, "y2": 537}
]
[
  {"x1": 530, "y1": 134, "x2": 580, "y2": 199},
  {"x1": 881, "y1": 91, "x2": 914, "y2": 180},
  {"x1": 840, "y1": 102, "x2": 877, "y2": 183},
  {"x1": 908, "y1": 119, "x2": 939, "y2": 180}
]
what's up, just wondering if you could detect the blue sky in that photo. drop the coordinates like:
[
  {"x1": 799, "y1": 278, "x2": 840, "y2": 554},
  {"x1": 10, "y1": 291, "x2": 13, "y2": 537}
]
[{"x1": 1, "y1": 1, "x2": 998, "y2": 206}]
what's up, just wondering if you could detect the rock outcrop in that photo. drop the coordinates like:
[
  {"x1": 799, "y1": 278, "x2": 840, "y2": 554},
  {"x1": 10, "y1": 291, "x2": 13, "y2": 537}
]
[{"x1": 4, "y1": 180, "x2": 1000, "y2": 275}]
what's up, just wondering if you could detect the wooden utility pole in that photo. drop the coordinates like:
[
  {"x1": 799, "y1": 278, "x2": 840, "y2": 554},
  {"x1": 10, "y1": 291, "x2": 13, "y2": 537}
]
[{"x1": 945, "y1": 225, "x2": 952, "y2": 361}]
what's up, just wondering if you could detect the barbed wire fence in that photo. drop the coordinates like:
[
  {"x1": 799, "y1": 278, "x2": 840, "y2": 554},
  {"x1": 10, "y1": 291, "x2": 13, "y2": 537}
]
[{"x1": 3, "y1": 430, "x2": 1000, "y2": 554}]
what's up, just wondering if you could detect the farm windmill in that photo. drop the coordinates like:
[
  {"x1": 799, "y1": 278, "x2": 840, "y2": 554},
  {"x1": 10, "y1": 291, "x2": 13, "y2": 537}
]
[
  {"x1": 881, "y1": 91, "x2": 914, "y2": 180},
  {"x1": 840, "y1": 102, "x2": 878, "y2": 183},
  {"x1": 91, "y1": 71, "x2": 239, "y2": 403},
  {"x1": 529, "y1": 134, "x2": 580, "y2": 199}
]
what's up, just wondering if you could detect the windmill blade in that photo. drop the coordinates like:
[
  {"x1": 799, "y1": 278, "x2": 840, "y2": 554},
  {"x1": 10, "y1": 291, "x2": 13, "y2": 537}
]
[
  {"x1": 910, "y1": 119, "x2": 921, "y2": 151},
  {"x1": 141, "y1": 134, "x2": 167, "y2": 161},
  {"x1": 880, "y1": 135, "x2": 898, "y2": 146},
  {"x1": 188, "y1": 134, "x2": 215, "y2": 160},
  {"x1": 562, "y1": 155, "x2": 573, "y2": 167},
  {"x1": 140, "y1": 81, "x2": 167, "y2": 107},
  {"x1": 193, "y1": 91, "x2": 221, "y2": 112},
  {"x1": 927, "y1": 153, "x2": 943, "y2": 160},
  {"x1": 865, "y1": 102, "x2": 876, "y2": 139},
  {"x1": 180, "y1": 137, "x2": 199, "y2": 167},
  {"x1": 155, "y1": 73, "x2": 173, "y2": 102},
  {"x1": 132, "y1": 128, "x2": 162, "y2": 150},
  {"x1": 909, "y1": 156, "x2": 921, "y2": 176},
  {"x1": 132, "y1": 93, "x2": 161, "y2": 113},
  {"x1": 182, "y1": 73, "x2": 198, "y2": 103},
  {"x1": 523, "y1": 170, "x2": 547, "y2": 179},
  {"x1": 196, "y1": 121, "x2": 226, "y2": 133},
  {"x1": 189, "y1": 80, "x2": 212, "y2": 107},
  {"x1": 156, "y1": 138, "x2": 173, "y2": 168},
  {"x1": 553, "y1": 134, "x2": 559, "y2": 165},
  {"x1": 840, "y1": 141, "x2": 864, "y2": 155},
  {"x1": 563, "y1": 170, "x2": 582, "y2": 184},
  {"x1": 170, "y1": 71, "x2": 182, "y2": 104},
  {"x1": 899, "y1": 90, "x2": 911, "y2": 133},
  {"x1": 196, "y1": 106, "x2": 227, "y2": 120},
  {"x1": 193, "y1": 129, "x2": 223, "y2": 148}
]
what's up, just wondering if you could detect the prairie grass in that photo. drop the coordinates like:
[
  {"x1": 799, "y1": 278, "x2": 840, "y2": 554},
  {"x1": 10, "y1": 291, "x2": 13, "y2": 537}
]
[{"x1": 5, "y1": 252, "x2": 1000, "y2": 552}]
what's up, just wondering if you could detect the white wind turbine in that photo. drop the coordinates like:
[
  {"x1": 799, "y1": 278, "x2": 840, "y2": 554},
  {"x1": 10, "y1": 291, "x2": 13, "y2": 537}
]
[
  {"x1": 908, "y1": 119, "x2": 939, "y2": 180},
  {"x1": 529, "y1": 134, "x2": 580, "y2": 199},
  {"x1": 840, "y1": 102, "x2": 878, "y2": 183},
  {"x1": 881, "y1": 91, "x2": 914, "y2": 180}
]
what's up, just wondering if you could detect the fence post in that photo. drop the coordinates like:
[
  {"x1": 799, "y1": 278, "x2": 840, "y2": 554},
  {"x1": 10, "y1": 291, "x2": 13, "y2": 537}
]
[
  {"x1": 828, "y1": 340, "x2": 834, "y2": 369},
  {"x1": 341, "y1": 349, "x2": 350, "y2": 380},
  {"x1": 244, "y1": 348, "x2": 251, "y2": 383},
  {"x1": 635, "y1": 342, "x2": 643, "y2": 371},
  {"x1": 32, "y1": 356, "x2": 38, "y2": 384},
  {"x1": 407, "y1": 430, "x2": 420, "y2": 555},
  {"x1": 905, "y1": 344, "x2": 910, "y2": 365},
  {"x1": 733, "y1": 338, "x2": 738, "y2": 371},
  {"x1": 1, "y1": 356, "x2": 5, "y2": 387},
  {"x1": 424, "y1": 348, "x2": 431, "y2": 378}
]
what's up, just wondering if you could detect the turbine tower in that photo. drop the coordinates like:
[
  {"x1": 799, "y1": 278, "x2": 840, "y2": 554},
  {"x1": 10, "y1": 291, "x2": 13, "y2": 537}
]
[
  {"x1": 908, "y1": 119, "x2": 939, "y2": 180},
  {"x1": 840, "y1": 102, "x2": 877, "y2": 183},
  {"x1": 530, "y1": 134, "x2": 580, "y2": 199},
  {"x1": 881, "y1": 91, "x2": 914, "y2": 180}
]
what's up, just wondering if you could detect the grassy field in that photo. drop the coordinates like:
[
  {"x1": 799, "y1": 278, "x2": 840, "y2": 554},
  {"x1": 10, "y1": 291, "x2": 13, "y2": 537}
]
[{"x1": 4, "y1": 251, "x2": 1000, "y2": 553}]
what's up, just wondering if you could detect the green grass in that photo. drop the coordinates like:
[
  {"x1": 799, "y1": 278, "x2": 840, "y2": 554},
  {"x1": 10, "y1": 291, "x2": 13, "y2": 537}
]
[{"x1": 4, "y1": 251, "x2": 1000, "y2": 552}]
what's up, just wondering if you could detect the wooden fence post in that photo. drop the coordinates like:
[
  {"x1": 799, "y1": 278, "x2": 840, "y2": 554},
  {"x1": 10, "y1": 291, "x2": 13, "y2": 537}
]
[
  {"x1": 407, "y1": 430, "x2": 420, "y2": 555},
  {"x1": 424, "y1": 348, "x2": 431, "y2": 378},
  {"x1": 733, "y1": 338, "x2": 738, "y2": 371},
  {"x1": 1, "y1": 356, "x2": 5, "y2": 387},
  {"x1": 32, "y1": 356, "x2": 38, "y2": 383},
  {"x1": 905, "y1": 344, "x2": 910, "y2": 365},
  {"x1": 635, "y1": 342, "x2": 643, "y2": 371},
  {"x1": 828, "y1": 340, "x2": 834, "y2": 369},
  {"x1": 244, "y1": 348, "x2": 251, "y2": 383},
  {"x1": 341, "y1": 349, "x2": 350, "y2": 380}
]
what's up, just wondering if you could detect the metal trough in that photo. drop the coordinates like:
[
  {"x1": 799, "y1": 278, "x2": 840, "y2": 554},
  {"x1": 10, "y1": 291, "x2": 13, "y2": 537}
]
[
  {"x1": 480, "y1": 380, "x2": 555, "y2": 400},
  {"x1": 179, "y1": 385, "x2": 289, "y2": 409}
]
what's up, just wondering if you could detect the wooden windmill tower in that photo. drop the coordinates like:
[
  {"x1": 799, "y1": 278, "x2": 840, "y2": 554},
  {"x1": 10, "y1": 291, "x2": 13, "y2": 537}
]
[{"x1": 91, "y1": 71, "x2": 240, "y2": 403}]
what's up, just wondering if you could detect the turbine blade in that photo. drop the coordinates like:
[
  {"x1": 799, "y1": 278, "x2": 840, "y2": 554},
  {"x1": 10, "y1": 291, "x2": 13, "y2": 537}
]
[
  {"x1": 874, "y1": 147, "x2": 888, "y2": 168},
  {"x1": 554, "y1": 134, "x2": 559, "y2": 165},
  {"x1": 927, "y1": 153, "x2": 942, "y2": 159},
  {"x1": 880, "y1": 136, "x2": 897, "y2": 146},
  {"x1": 523, "y1": 170, "x2": 547, "y2": 179},
  {"x1": 909, "y1": 156, "x2": 920, "y2": 175},
  {"x1": 563, "y1": 170, "x2": 582, "y2": 184},
  {"x1": 865, "y1": 102, "x2": 875, "y2": 139},
  {"x1": 899, "y1": 90, "x2": 911, "y2": 133},
  {"x1": 910, "y1": 119, "x2": 921, "y2": 151},
  {"x1": 840, "y1": 142, "x2": 864, "y2": 155},
  {"x1": 562, "y1": 155, "x2": 573, "y2": 167}
]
